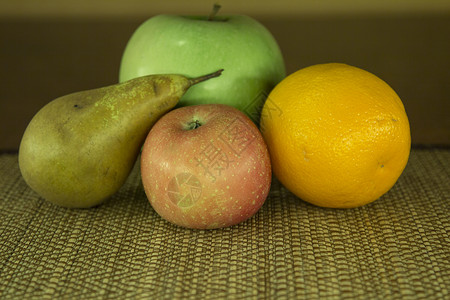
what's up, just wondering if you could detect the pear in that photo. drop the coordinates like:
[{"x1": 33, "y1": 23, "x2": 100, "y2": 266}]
[{"x1": 18, "y1": 69, "x2": 223, "y2": 208}]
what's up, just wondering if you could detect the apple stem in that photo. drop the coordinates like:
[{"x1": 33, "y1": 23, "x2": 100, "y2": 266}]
[
  {"x1": 189, "y1": 69, "x2": 224, "y2": 86},
  {"x1": 207, "y1": 3, "x2": 222, "y2": 21},
  {"x1": 188, "y1": 120, "x2": 202, "y2": 130}
]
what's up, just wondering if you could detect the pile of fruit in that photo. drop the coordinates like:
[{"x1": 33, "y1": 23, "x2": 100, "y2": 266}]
[{"x1": 18, "y1": 7, "x2": 411, "y2": 229}]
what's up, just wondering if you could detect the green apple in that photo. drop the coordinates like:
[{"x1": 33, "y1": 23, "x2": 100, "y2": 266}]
[{"x1": 119, "y1": 13, "x2": 286, "y2": 122}]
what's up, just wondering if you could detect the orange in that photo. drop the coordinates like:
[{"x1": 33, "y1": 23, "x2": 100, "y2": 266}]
[{"x1": 260, "y1": 63, "x2": 411, "y2": 208}]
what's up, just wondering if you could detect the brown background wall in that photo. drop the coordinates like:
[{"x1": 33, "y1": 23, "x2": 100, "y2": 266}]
[{"x1": 1, "y1": 1, "x2": 449, "y2": 149}]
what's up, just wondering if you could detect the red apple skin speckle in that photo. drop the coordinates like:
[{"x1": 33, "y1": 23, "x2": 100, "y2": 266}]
[{"x1": 141, "y1": 104, "x2": 271, "y2": 229}]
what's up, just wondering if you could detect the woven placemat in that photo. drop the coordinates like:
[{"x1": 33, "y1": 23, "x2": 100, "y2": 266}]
[{"x1": 0, "y1": 148, "x2": 449, "y2": 299}]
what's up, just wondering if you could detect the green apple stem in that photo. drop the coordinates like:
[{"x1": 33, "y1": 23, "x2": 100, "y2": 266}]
[
  {"x1": 207, "y1": 4, "x2": 222, "y2": 21},
  {"x1": 189, "y1": 69, "x2": 224, "y2": 86}
]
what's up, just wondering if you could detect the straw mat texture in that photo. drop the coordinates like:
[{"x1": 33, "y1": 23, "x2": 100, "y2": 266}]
[{"x1": 0, "y1": 148, "x2": 449, "y2": 299}]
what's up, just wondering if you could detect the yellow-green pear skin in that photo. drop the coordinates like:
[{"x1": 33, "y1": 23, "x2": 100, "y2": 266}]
[{"x1": 18, "y1": 70, "x2": 223, "y2": 208}]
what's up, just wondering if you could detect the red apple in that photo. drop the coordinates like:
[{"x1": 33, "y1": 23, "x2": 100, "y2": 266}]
[{"x1": 141, "y1": 104, "x2": 271, "y2": 229}]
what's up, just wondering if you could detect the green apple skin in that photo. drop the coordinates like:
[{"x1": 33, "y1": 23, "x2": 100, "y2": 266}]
[{"x1": 119, "y1": 15, "x2": 286, "y2": 122}]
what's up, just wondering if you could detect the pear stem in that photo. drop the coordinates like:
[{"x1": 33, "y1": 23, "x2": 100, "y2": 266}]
[
  {"x1": 207, "y1": 4, "x2": 222, "y2": 21},
  {"x1": 189, "y1": 69, "x2": 224, "y2": 86}
]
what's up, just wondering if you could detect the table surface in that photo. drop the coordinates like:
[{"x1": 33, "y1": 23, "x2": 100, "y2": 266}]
[{"x1": 0, "y1": 148, "x2": 449, "y2": 299}]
